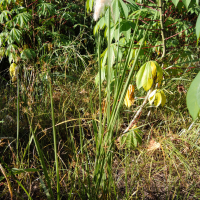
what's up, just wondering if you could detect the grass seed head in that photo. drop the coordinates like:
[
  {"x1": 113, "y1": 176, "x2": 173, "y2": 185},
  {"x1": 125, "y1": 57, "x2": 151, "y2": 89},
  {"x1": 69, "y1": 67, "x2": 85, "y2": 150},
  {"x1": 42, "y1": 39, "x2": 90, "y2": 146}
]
[{"x1": 93, "y1": 0, "x2": 112, "y2": 21}]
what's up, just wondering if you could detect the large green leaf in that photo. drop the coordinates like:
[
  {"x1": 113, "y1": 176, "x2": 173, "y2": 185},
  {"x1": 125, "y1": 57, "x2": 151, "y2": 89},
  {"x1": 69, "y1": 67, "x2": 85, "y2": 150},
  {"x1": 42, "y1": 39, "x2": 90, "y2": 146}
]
[{"x1": 186, "y1": 72, "x2": 200, "y2": 120}]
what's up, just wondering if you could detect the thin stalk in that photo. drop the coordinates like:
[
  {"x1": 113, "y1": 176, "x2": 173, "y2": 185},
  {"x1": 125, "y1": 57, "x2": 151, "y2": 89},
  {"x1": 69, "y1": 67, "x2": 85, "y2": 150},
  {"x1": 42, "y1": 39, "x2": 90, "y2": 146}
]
[
  {"x1": 98, "y1": 30, "x2": 102, "y2": 147},
  {"x1": 107, "y1": 7, "x2": 111, "y2": 124},
  {"x1": 114, "y1": 16, "x2": 121, "y2": 100},
  {"x1": 49, "y1": 73, "x2": 60, "y2": 200},
  {"x1": 27, "y1": 116, "x2": 54, "y2": 200},
  {"x1": 159, "y1": 0, "x2": 166, "y2": 59},
  {"x1": 109, "y1": 18, "x2": 139, "y2": 123},
  {"x1": 16, "y1": 70, "x2": 20, "y2": 167},
  {"x1": 108, "y1": 23, "x2": 150, "y2": 136}
]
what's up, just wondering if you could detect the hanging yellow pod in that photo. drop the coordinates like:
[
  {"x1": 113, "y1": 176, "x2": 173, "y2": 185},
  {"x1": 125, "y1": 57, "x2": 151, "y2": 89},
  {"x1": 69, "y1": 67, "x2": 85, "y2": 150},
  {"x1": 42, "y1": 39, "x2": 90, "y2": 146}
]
[{"x1": 124, "y1": 84, "x2": 135, "y2": 108}]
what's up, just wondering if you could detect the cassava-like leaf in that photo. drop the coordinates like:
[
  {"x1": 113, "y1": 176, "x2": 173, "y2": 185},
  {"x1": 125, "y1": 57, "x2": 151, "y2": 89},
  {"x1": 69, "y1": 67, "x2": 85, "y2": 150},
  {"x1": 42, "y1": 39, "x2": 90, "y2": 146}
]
[
  {"x1": 37, "y1": 3, "x2": 56, "y2": 17},
  {"x1": 13, "y1": 12, "x2": 31, "y2": 27},
  {"x1": 10, "y1": 28, "x2": 22, "y2": 43},
  {"x1": 0, "y1": 10, "x2": 10, "y2": 23}
]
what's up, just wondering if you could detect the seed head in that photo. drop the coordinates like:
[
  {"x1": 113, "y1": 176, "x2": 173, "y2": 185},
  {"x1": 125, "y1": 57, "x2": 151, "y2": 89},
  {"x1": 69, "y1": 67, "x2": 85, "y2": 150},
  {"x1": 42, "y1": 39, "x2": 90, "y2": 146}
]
[{"x1": 93, "y1": 0, "x2": 112, "y2": 21}]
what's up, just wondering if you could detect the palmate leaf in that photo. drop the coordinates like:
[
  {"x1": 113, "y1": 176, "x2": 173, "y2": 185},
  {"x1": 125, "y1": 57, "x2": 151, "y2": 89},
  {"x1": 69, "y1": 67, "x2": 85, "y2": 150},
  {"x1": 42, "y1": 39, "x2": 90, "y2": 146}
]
[
  {"x1": 13, "y1": 12, "x2": 31, "y2": 27},
  {"x1": 10, "y1": 28, "x2": 22, "y2": 43},
  {"x1": 118, "y1": 128, "x2": 142, "y2": 149},
  {"x1": 136, "y1": 61, "x2": 163, "y2": 91},
  {"x1": 0, "y1": 32, "x2": 8, "y2": 46},
  {"x1": 37, "y1": 3, "x2": 56, "y2": 17},
  {"x1": 0, "y1": 10, "x2": 10, "y2": 23},
  {"x1": 5, "y1": 44, "x2": 18, "y2": 57}
]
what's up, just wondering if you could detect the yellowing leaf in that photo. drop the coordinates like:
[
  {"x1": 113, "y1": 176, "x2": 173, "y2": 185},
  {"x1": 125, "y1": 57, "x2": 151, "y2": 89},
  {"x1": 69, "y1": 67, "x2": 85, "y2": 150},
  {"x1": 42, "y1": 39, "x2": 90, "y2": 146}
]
[
  {"x1": 148, "y1": 89, "x2": 157, "y2": 105},
  {"x1": 143, "y1": 77, "x2": 153, "y2": 91},
  {"x1": 150, "y1": 61, "x2": 157, "y2": 79},
  {"x1": 124, "y1": 84, "x2": 135, "y2": 107},
  {"x1": 9, "y1": 63, "x2": 17, "y2": 77},
  {"x1": 142, "y1": 64, "x2": 153, "y2": 91},
  {"x1": 23, "y1": 44, "x2": 28, "y2": 50},
  {"x1": 154, "y1": 92, "x2": 162, "y2": 107},
  {"x1": 160, "y1": 90, "x2": 166, "y2": 106}
]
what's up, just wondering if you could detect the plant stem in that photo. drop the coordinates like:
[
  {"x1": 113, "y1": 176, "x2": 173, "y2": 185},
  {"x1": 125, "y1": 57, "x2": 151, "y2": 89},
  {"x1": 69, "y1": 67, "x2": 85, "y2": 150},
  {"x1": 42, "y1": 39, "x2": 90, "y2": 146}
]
[
  {"x1": 16, "y1": 71, "x2": 20, "y2": 167},
  {"x1": 107, "y1": 7, "x2": 111, "y2": 124},
  {"x1": 159, "y1": 0, "x2": 166, "y2": 59},
  {"x1": 49, "y1": 73, "x2": 60, "y2": 200},
  {"x1": 123, "y1": 89, "x2": 153, "y2": 133}
]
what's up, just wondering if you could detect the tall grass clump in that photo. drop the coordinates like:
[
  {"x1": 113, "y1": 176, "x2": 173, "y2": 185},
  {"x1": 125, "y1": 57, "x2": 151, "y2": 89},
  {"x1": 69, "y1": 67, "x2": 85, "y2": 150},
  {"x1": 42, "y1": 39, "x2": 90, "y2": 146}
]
[{"x1": 91, "y1": 0, "x2": 150, "y2": 197}]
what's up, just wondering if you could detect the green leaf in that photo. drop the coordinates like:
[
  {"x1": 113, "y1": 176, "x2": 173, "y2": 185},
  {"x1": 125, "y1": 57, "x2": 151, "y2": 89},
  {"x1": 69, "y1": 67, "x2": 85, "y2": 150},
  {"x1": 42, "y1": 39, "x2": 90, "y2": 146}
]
[
  {"x1": 120, "y1": 21, "x2": 131, "y2": 40},
  {"x1": 142, "y1": 63, "x2": 153, "y2": 91},
  {"x1": 13, "y1": 12, "x2": 31, "y2": 27},
  {"x1": 136, "y1": 64, "x2": 146, "y2": 90},
  {"x1": 11, "y1": 168, "x2": 39, "y2": 174},
  {"x1": 112, "y1": 0, "x2": 120, "y2": 23},
  {"x1": 21, "y1": 48, "x2": 36, "y2": 60},
  {"x1": 186, "y1": 72, "x2": 200, "y2": 120},
  {"x1": 172, "y1": 0, "x2": 180, "y2": 6},
  {"x1": 10, "y1": 28, "x2": 22, "y2": 43},
  {"x1": 95, "y1": 65, "x2": 106, "y2": 85},
  {"x1": 0, "y1": 10, "x2": 10, "y2": 23},
  {"x1": 119, "y1": 0, "x2": 129, "y2": 19},
  {"x1": 119, "y1": 128, "x2": 142, "y2": 149},
  {"x1": 196, "y1": 14, "x2": 200, "y2": 42},
  {"x1": 37, "y1": 3, "x2": 56, "y2": 17},
  {"x1": 182, "y1": 0, "x2": 191, "y2": 8}
]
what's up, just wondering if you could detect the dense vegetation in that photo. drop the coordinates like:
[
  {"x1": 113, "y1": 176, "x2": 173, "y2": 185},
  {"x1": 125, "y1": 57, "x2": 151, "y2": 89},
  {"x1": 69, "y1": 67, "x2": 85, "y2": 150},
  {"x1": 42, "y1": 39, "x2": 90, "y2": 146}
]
[{"x1": 0, "y1": 0, "x2": 200, "y2": 199}]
